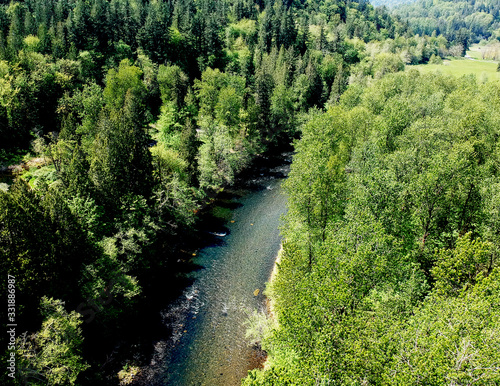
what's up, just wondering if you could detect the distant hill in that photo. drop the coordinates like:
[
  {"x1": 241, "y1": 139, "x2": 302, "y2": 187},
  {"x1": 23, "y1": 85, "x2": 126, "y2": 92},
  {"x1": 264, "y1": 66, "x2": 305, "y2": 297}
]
[
  {"x1": 370, "y1": 0, "x2": 417, "y2": 8},
  {"x1": 392, "y1": 0, "x2": 500, "y2": 45}
]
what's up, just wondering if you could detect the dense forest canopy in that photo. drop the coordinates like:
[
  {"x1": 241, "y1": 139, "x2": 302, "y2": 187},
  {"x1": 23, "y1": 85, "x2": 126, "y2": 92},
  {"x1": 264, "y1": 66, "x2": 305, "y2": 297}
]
[
  {"x1": 0, "y1": 0, "x2": 411, "y2": 151},
  {"x1": 393, "y1": 0, "x2": 500, "y2": 47},
  {"x1": 371, "y1": 0, "x2": 416, "y2": 9},
  {"x1": 0, "y1": 0, "x2": 414, "y2": 384},
  {"x1": 1, "y1": 0, "x2": 498, "y2": 384},
  {"x1": 245, "y1": 70, "x2": 500, "y2": 385}
]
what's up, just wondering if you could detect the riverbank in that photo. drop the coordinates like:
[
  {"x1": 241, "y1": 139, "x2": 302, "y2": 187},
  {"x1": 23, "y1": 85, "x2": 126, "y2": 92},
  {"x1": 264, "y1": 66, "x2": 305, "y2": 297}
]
[
  {"x1": 265, "y1": 243, "x2": 283, "y2": 322},
  {"x1": 127, "y1": 150, "x2": 290, "y2": 386},
  {"x1": 245, "y1": 242, "x2": 284, "y2": 378}
]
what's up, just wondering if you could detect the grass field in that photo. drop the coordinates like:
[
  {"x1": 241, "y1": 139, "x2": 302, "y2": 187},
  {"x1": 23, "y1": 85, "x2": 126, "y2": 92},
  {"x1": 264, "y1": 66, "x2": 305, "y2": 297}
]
[
  {"x1": 467, "y1": 43, "x2": 500, "y2": 61},
  {"x1": 467, "y1": 45, "x2": 485, "y2": 60},
  {"x1": 407, "y1": 56, "x2": 500, "y2": 81}
]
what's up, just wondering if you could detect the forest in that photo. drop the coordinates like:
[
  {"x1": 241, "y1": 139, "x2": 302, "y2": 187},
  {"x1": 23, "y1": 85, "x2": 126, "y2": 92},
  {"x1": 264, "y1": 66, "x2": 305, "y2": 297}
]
[
  {"x1": 0, "y1": 0, "x2": 498, "y2": 384},
  {"x1": 393, "y1": 0, "x2": 500, "y2": 48},
  {"x1": 245, "y1": 70, "x2": 500, "y2": 385},
  {"x1": 370, "y1": 0, "x2": 416, "y2": 9}
]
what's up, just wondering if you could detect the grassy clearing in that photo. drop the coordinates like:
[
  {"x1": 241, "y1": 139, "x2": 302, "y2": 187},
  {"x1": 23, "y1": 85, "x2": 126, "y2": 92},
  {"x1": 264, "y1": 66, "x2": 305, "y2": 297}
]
[
  {"x1": 407, "y1": 57, "x2": 500, "y2": 81},
  {"x1": 467, "y1": 45, "x2": 486, "y2": 60},
  {"x1": 468, "y1": 43, "x2": 500, "y2": 61}
]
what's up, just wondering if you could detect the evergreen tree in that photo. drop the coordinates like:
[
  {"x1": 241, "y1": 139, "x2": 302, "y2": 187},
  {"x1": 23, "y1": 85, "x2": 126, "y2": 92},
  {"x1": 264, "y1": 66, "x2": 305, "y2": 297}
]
[{"x1": 6, "y1": 2, "x2": 25, "y2": 58}]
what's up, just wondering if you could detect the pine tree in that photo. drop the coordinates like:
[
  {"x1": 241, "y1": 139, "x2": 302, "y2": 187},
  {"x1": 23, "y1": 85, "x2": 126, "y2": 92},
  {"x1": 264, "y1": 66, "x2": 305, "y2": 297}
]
[
  {"x1": 6, "y1": 2, "x2": 25, "y2": 59},
  {"x1": 90, "y1": 0, "x2": 110, "y2": 52},
  {"x1": 0, "y1": 30, "x2": 6, "y2": 60},
  {"x1": 71, "y1": 0, "x2": 88, "y2": 49},
  {"x1": 258, "y1": 5, "x2": 274, "y2": 52},
  {"x1": 255, "y1": 67, "x2": 274, "y2": 140},
  {"x1": 278, "y1": 9, "x2": 297, "y2": 49}
]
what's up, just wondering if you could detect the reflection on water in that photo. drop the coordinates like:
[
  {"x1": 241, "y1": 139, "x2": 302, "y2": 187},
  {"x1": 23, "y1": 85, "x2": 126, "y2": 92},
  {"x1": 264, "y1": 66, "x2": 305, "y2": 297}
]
[{"x1": 138, "y1": 155, "x2": 290, "y2": 386}]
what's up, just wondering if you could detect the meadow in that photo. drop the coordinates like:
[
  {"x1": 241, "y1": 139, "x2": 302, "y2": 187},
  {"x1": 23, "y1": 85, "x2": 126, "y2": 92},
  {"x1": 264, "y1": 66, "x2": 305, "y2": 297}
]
[
  {"x1": 467, "y1": 43, "x2": 500, "y2": 60},
  {"x1": 407, "y1": 52, "x2": 500, "y2": 81}
]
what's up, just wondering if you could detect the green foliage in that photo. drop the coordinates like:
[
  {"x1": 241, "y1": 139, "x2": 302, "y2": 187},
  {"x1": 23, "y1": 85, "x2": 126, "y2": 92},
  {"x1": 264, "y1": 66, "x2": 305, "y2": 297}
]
[
  {"x1": 157, "y1": 64, "x2": 189, "y2": 109},
  {"x1": 197, "y1": 121, "x2": 248, "y2": 190},
  {"x1": 66, "y1": 194, "x2": 105, "y2": 241},
  {"x1": 432, "y1": 233, "x2": 492, "y2": 296},
  {"x1": 283, "y1": 106, "x2": 350, "y2": 263},
  {"x1": 0, "y1": 0, "x2": 416, "y2": 383},
  {"x1": 155, "y1": 102, "x2": 185, "y2": 149},
  {"x1": 0, "y1": 180, "x2": 96, "y2": 307},
  {"x1": 388, "y1": 288, "x2": 500, "y2": 384},
  {"x1": 194, "y1": 67, "x2": 251, "y2": 190},
  {"x1": 394, "y1": 0, "x2": 500, "y2": 46},
  {"x1": 372, "y1": 52, "x2": 405, "y2": 78},
  {"x1": 249, "y1": 71, "x2": 500, "y2": 384},
  {"x1": 243, "y1": 309, "x2": 274, "y2": 347},
  {"x1": 17, "y1": 297, "x2": 89, "y2": 385},
  {"x1": 90, "y1": 91, "x2": 153, "y2": 203},
  {"x1": 429, "y1": 53, "x2": 443, "y2": 64},
  {"x1": 227, "y1": 19, "x2": 257, "y2": 43},
  {"x1": 103, "y1": 60, "x2": 146, "y2": 112}
]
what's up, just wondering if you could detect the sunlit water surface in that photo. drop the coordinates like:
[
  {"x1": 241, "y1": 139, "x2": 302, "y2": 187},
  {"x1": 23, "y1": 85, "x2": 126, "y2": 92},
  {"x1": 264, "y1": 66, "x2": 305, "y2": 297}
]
[{"x1": 139, "y1": 157, "x2": 289, "y2": 386}]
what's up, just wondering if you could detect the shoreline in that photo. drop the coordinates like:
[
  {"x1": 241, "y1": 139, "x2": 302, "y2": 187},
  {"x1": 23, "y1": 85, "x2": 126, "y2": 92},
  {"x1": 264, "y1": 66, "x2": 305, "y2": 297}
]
[
  {"x1": 250, "y1": 242, "x2": 283, "y2": 374},
  {"x1": 130, "y1": 153, "x2": 290, "y2": 385},
  {"x1": 265, "y1": 243, "x2": 283, "y2": 322}
]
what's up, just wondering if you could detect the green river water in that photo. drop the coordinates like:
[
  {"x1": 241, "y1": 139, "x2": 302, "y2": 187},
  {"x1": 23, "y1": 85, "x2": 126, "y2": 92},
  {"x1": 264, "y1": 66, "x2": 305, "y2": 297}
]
[{"x1": 139, "y1": 154, "x2": 290, "y2": 385}]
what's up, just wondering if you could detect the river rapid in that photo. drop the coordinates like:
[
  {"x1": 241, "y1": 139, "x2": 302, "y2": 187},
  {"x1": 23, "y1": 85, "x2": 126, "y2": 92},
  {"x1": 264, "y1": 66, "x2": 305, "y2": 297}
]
[{"x1": 137, "y1": 152, "x2": 290, "y2": 385}]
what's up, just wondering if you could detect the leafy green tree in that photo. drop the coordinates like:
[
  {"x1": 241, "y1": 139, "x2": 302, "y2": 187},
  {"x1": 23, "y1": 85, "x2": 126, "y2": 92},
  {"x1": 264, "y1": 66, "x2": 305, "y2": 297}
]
[
  {"x1": 17, "y1": 297, "x2": 89, "y2": 385},
  {"x1": 103, "y1": 59, "x2": 146, "y2": 112},
  {"x1": 372, "y1": 52, "x2": 404, "y2": 78},
  {"x1": 432, "y1": 233, "x2": 492, "y2": 297},
  {"x1": 194, "y1": 67, "x2": 249, "y2": 189},
  {"x1": 0, "y1": 180, "x2": 95, "y2": 307},
  {"x1": 249, "y1": 70, "x2": 500, "y2": 385},
  {"x1": 283, "y1": 106, "x2": 349, "y2": 266},
  {"x1": 90, "y1": 92, "x2": 153, "y2": 204},
  {"x1": 388, "y1": 287, "x2": 500, "y2": 385},
  {"x1": 157, "y1": 64, "x2": 189, "y2": 109}
]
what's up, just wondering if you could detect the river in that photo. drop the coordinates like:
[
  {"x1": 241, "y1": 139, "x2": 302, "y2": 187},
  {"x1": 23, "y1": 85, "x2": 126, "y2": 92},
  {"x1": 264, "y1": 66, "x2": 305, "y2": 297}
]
[{"x1": 137, "y1": 153, "x2": 290, "y2": 385}]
